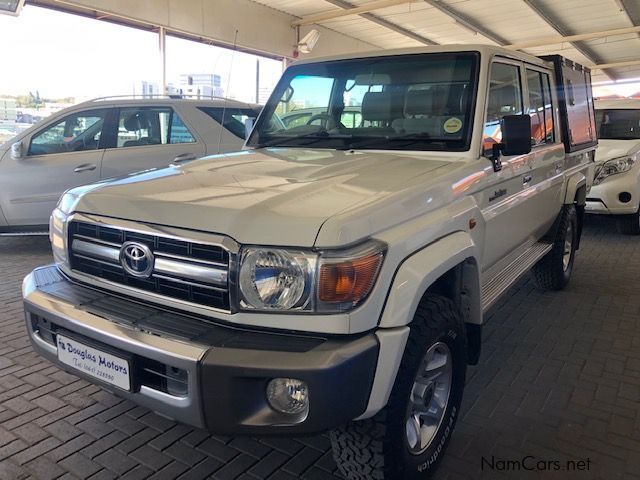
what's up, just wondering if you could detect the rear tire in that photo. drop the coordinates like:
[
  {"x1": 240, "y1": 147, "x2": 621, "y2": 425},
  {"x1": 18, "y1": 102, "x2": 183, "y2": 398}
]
[
  {"x1": 617, "y1": 209, "x2": 640, "y2": 235},
  {"x1": 330, "y1": 294, "x2": 466, "y2": 480},
  {"x1": 532, "y1": 205, "x2": 577, "y2": 291}
]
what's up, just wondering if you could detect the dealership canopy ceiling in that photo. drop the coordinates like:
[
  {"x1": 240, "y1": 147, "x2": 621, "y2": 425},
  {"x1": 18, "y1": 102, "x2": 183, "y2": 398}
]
[
  {"x1": 254, "y1": 0, "x2": 640, "y2": 83},
  {"x1": 31, "y1": 0, "x2": 640, "y2": 83}
]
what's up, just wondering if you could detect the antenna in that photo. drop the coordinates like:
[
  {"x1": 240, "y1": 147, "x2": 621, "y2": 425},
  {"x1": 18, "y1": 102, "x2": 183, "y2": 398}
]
[{"x1": 217, "y1": 29, "x2": 239, "y2": 154}]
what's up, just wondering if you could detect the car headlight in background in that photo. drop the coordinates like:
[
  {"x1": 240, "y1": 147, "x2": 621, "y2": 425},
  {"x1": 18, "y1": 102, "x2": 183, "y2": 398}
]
[
  {"x1": 238, "y1": 240, "x2": 386, "y2": 313},
  {"x1": 593, "y1": 156, "x2": 635, "y2": 185}
]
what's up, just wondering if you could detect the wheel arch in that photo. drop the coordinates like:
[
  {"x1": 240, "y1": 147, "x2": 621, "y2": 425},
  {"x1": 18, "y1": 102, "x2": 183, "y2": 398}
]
[
  {"x1": 358, "y1": 233, "x2": 482, "y2": 419},
  {"x1": 561, "y1": 174, "x2": 586, "y2": 249},
  {"x1": 379, "y1": 231, "x2": 482, "y2": 330}
]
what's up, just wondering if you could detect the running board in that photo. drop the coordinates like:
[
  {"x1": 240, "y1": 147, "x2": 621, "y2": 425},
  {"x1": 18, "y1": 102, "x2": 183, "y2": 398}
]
[
  {"x1": 481, "y1": 242, "x2": 552, "y2": 312},
  {"x1": 0, "y1": 231, "x2": 48, "y2": 237}
]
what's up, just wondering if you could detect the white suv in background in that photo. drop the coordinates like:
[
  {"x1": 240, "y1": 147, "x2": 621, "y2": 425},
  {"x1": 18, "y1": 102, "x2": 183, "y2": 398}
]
[
  {"x1": 589, "y1": 99, "x2": 640, "y2": 234},
  {"x1": 0, "y1": 96, "x2": 260, "y2": 234}
]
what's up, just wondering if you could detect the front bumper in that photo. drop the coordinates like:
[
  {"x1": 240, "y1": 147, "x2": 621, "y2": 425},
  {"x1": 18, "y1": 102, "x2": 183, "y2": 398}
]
[
  {"x1": 586, "y1": 171, "x2": 639, "y2": 215},
  {"x1": 23, "y1": 265, "x2": 379, "y2": 435}
]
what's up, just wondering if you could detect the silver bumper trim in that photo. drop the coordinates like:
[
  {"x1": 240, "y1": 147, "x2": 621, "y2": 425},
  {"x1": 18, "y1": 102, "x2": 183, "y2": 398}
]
[{"x1": 22, "y1": 269, "x2": 207, "y2": 428}]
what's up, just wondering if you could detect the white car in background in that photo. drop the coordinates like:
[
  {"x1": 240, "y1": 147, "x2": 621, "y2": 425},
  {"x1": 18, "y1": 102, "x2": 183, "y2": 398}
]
[
  {"x1": 589, "y1": 99, "x2": 640, "y2": 234},
  {"x1": 0, "y1": 96, "x2": 260, "y2": 234}
]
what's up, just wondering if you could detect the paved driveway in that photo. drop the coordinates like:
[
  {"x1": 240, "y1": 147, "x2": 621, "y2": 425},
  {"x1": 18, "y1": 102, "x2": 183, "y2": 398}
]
[{"x1": 0, "y1": 215, "x2": 638, "y2": 479}]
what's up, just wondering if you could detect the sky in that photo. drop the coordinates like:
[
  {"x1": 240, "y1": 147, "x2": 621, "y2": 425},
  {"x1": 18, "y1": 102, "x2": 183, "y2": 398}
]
[{"x1": 0, "y1": 5, "x2": 283, "y2": 102}]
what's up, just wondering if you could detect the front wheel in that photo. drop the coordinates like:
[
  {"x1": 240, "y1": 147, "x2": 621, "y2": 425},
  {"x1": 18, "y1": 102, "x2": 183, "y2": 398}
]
[
  {"x1": 532, "y1": 205, "x2": 577, "y2": 291},
  {"x1": 330, "y1": 294, "x2": 466, "y2": 480}
]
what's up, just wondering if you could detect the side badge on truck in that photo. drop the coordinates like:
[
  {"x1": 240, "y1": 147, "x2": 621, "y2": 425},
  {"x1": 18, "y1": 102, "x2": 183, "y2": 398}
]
[{"x1": 489, "y1": 189, "x2": 507, "y2": 202}]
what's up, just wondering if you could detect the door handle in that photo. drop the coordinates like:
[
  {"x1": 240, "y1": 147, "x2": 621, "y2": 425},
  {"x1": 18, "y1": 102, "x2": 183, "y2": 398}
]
[
  {"x1": 523, "y1": 174, "x2": 532, "y2": 184},
  {"x1": 172, "y1": 153, "x2": 197, "y2": 165},
  {"x1": 74, "y1": 163, "x2": 97, "y2": 173}
]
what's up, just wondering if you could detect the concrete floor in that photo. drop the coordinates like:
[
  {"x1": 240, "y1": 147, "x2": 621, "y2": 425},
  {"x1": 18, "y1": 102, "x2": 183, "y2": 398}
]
[{"x1": 0, "y1": 214, "x2": 638, "y2": 479}]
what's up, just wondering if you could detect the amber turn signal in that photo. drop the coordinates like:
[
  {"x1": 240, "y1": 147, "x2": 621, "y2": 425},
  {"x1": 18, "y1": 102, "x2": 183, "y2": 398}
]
[{"x1": 319, "y1": 252, "x2": 384, "y2": 304}]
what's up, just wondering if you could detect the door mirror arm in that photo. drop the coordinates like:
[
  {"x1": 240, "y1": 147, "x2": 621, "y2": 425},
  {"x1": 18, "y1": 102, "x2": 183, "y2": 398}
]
[{"x1": 490, "y1": 143, "x2": 504, "y2": 172}]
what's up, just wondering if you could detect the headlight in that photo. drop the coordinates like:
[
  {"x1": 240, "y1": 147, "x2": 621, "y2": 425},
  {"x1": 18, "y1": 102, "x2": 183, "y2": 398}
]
[
  {"x1": 239, "y1": 248, "x2": 316, "y2": 310},
  {"x1": 593, "y1": 156, "x2": 635, "y2": 185},
  {"x1": 238, "y1": 241, "x2": 385, "y2": 313}
]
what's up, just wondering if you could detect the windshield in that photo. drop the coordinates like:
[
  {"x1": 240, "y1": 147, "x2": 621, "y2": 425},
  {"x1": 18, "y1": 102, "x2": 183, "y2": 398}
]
[
  {"x1": 247, "y1": 53, "x2": 479, "y2": 151},
  {"x1": 596, "y1": 109, "x2": 640, "y2": 140}
]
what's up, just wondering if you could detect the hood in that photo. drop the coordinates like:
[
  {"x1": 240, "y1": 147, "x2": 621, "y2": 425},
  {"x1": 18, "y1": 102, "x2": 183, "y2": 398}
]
[
  {"x1": 595, "y1": 139, "x2": 640, "y2": 164},
  {"x1": 73, "y1": 149, "x2": 452, "y2": 246}
]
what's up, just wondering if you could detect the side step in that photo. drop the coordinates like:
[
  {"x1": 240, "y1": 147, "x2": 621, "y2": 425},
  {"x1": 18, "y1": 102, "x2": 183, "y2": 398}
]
[
  {"x1": 481, "y1": 242, "x2": 552, "y2": 312},
  {"x1": 0, "y1": 231, "x2": 48, "y2": 237}
]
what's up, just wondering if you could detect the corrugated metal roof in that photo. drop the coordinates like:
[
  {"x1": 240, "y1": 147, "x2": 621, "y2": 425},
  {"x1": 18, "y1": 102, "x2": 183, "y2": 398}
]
[{"x1": 252, "y1": 0, "x2": 640, "y2": 83}]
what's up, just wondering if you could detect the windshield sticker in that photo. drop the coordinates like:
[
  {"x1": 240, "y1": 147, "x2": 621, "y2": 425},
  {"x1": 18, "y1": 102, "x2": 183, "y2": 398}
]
[{"x1": 443, "y1": 117, "x2": 463, "y2": 134}]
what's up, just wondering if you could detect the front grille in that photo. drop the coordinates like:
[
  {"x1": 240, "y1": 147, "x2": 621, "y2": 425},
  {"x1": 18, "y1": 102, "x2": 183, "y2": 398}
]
[{"x1": 67, "y1": 221, "x2": 231, "y2": 311}]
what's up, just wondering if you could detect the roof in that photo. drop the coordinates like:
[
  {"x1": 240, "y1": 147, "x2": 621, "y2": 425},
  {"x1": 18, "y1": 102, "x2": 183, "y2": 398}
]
[
  {"x1": 255, "y1": 0, "x2": 640, "y2": 84},
  {"x1": 291, "y1": 44, "x2": 552, "y2": 68},
  {"x1": 595, "y1": 98, "x2": 640, "y2": 109},
  {"x1": 74, "y1": 96, "x2": 260, "y2": 109}
]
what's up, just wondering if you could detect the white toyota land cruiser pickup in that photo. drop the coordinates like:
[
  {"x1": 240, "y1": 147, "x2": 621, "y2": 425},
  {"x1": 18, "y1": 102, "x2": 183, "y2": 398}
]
[
  {"x1": 23, "y1": 45, "x2": 596, "y2": 479},
  {"x1": 589, "y1": 98, "x2": 640, "y2": 234}
]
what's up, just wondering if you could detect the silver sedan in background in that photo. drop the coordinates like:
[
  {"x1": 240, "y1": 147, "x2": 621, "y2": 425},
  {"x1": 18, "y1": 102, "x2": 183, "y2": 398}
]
[{"x1": 0, "y1": 96, "x2": 260, "y2": 234}]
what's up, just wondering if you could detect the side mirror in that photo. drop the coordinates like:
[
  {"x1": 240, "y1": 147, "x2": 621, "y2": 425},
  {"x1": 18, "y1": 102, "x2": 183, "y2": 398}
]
[
  {"x1": 490, "y1": 115, "x2": 532, "y2": 172},
  {"x1": 280, "y1": 86, "x2": 294, "y2": 103},
  {"x1": 10, "y1": 141, "x2": 24, "y2": 160}
]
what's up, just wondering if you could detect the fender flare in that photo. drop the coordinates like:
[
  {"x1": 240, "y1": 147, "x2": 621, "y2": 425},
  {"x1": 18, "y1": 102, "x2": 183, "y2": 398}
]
[
  {"x1": 564, "y1": 172, "x2": 587, "y2": 205},
  {"x1": 379, "y1": 230, "x2": 481, "y2": 329}
]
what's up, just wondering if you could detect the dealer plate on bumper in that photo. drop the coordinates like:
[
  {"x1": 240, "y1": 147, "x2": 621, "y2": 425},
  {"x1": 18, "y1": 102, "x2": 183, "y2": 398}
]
[{"x1": 56, "y1": 334, "x2": 131, "y2": 391}]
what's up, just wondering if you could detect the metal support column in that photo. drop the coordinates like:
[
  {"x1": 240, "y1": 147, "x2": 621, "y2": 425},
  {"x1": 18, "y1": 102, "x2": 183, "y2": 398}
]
[{"x1": 159, "y1": 26, "x2": 167, "y2": 95}]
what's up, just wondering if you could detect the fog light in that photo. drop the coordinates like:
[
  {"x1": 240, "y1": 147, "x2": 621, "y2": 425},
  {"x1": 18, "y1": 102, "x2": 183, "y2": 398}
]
[
  {"x1": 266, "y1": 378, "x2": 309, "y2": 415},
  {"x1": 619, "y1": 192, "x2": 632, "y2": 203}
]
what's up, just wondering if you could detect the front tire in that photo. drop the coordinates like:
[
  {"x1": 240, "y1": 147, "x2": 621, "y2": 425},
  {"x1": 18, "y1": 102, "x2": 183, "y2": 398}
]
[
  {"x1": 532, "y1": 205, "x2": 577, "y2": 291},
  {"x1": 330, "y1": 294, "x2": 466, "y2": 480},
  {"x1": 617, "y1": 209, "x2": 640, "y2": 235}
]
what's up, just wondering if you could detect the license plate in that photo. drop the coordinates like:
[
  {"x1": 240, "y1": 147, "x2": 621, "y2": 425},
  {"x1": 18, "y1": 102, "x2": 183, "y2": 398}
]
[{"x1": 56, "y1": 334, "x2": 131, "y2": 391}]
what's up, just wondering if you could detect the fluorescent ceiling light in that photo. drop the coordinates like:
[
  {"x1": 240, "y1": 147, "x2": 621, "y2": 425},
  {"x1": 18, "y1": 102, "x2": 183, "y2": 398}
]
[
  {"x1": 0, "y1": 0, "x2": 25, "y2": 16},
  {"x1": 297, "y1": 30, "x2": 320, "y2": 54}
]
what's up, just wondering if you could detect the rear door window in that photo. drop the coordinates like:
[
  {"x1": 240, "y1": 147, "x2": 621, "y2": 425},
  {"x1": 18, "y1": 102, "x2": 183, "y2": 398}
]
[
  {"x1": 526, "y1": 69, "x2": 555, "y2": 146},
  {"x1": 116, "y1": 107, "x2": 195, "y2": 148},
  {"x1": 169, "y1": 113, "x2": 196, "y2": 144}
]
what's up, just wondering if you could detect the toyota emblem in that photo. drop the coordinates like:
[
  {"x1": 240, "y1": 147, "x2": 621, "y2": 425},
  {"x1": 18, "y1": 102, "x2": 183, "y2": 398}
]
[{"x1": 119, "y1": 241, "x2": 154, "y2": 278}]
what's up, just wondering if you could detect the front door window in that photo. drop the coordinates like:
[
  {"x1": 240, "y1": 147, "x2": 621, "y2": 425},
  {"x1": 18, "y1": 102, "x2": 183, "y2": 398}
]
[
  {"x1": 29, "y1": 109, "x2": 107, "y2": 156},
  {"x1": 483, "y1": 63, "x2": 523, "y2": 155}
]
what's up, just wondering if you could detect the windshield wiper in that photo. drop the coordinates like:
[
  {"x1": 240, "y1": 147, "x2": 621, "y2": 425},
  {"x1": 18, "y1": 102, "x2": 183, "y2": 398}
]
[
  {"x1": 252, "y1": 132, "x2": 353, "y2": 149},
  {"x1": 337, "y1": 133, "x2": 448, "y2": 151}
]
